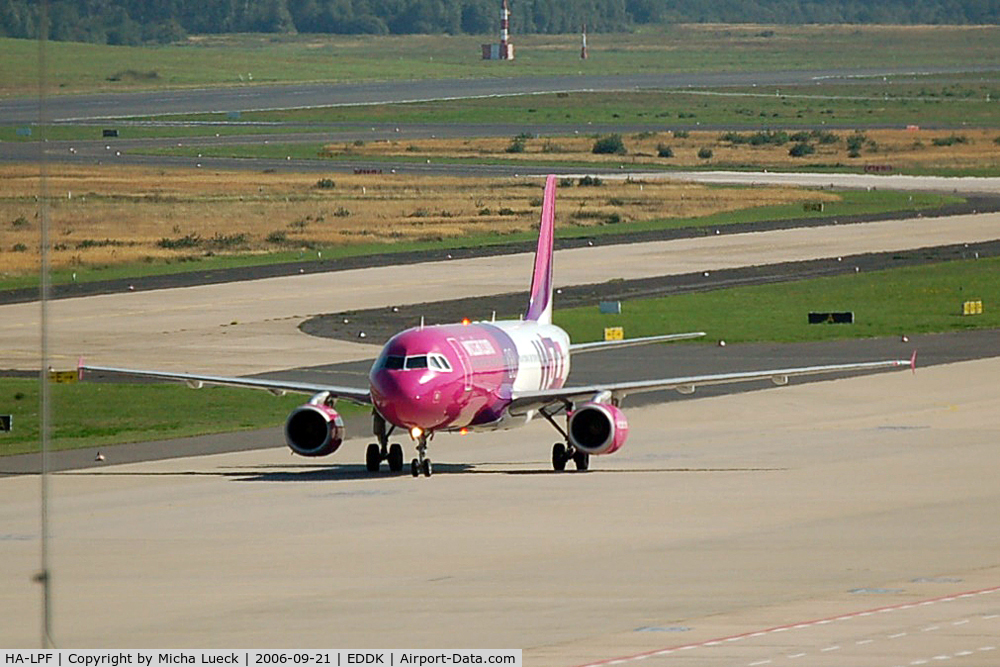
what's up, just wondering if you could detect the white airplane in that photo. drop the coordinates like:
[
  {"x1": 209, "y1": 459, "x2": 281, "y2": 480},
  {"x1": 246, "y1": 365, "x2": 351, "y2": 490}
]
[{"x1": 82, "y1": 175, "x2": 914, "y2": 477}]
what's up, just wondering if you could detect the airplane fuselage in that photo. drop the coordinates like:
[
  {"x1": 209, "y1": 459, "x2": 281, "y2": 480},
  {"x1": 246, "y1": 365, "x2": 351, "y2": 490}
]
[{"x1": 368, "y1": 320, "x2": 570, "y2": 433}]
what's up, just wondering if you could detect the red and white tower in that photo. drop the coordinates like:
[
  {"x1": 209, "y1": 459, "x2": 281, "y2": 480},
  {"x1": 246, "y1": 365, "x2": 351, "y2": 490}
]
[
  {"x1": 481, "y1": 0, "x2": 514, "y2": 60},
  {"x1": 500, "y1": 0, "x2": 512, "y2": 59},
  {"x1": 581, "y1": 23, "x2": 588, "y2": 59}
]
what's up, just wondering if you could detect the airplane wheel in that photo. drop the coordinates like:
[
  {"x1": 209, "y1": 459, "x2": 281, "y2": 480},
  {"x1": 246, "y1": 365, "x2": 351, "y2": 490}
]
[
  {"x1": 422, "y1": 458, "x2": 433, "y2": 477},
  {"x1": 573, "y1": 450, "x2": 590, "y2": 471},
  {"x1": 388, "y1": 444, "x2": 404, "y2": 472},
  {"x1": 365, "y1": 443, "x2": 381, "y2": 472},
  {"x1": 411, "y1": 459, "x2": 420, "y2": 477},
  {"x1": 552, "y1": 443, "x2": 567, "y2": 471}
]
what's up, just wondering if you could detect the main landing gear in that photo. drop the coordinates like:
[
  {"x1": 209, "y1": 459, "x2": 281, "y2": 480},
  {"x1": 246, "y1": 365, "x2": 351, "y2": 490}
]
[
  {"x1": 540, "y1": 407, "x2": 589, "y2": 472},
  {"x1": 366, "y1": 412, "x2": 405, "y2": 473},
  {"x1": 551, "y1": 442, "x2": 589, "y2": 472}
]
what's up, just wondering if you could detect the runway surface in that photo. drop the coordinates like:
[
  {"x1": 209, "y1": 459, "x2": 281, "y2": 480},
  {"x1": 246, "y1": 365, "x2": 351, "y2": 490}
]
[
  {"x1": 4, "y1": 67, "x2": 994, "y2": 123},
  {"x1": 2, "y1": 355, "x2": 998, "y2": 665}
]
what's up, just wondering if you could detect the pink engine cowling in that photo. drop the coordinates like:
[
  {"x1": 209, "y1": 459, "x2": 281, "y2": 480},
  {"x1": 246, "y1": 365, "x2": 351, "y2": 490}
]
[
  {"x1": 567, "y1": 402, "x2": 629, "y2": 455},
  {"x1": 284, "y1": 404, "x2": 345, "y2": 457}
]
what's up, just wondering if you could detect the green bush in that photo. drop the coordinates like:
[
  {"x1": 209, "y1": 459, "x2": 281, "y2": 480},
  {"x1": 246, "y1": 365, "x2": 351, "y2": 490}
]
[
  {"x1": 592, "y1": 134, "x2": 627, "y2": 155},
  {"x1": 932, "y1": 134, "x2": 969, "y2": 146},
  {"x1": 157, "y1": 233, "x2": 201, "y2": 249},
  {"x1": 788, "y1": 142, "x2": 815, "y2": 157},
  {"x1": 657, "y1": 144, "x2": 674, "y2": 158},
  {"x1": 505, "y1": 137, "x2": 526, "y2": 153},
  {"x1": 697, "y1": 147, "x2": 713, "y2": 159}
]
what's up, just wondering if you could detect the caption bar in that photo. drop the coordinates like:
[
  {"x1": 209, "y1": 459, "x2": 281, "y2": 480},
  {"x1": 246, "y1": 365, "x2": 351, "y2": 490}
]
[{"x1": 4, "y1": 652, "x2": 521, "y2": 667}]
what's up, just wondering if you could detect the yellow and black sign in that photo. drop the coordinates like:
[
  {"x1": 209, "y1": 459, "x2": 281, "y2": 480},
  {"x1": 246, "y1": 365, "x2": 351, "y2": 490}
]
[
  {"x1": 962, "y1": 300, "x2": 983, "y2": 316},
  {"x1": 48, "y1": 370, "x2": 78, "y2": 384},
  {"x1": 604, "y1": 326, "x2": 624, "y2": 341}
]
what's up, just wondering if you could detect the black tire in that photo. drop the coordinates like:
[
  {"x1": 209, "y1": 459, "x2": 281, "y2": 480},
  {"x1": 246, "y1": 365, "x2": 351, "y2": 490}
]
[
  {"x1": 365, "y1": 443, "x2": 381, "y2": 472},
  {"x1": 573, "y1": 450, "x2": 590, "y2": 471},
  {"x1": 552, "y1": 443, "x2": 567, "y2": 471},
  {"x1": 388, "y1": 444, "x2": 404, "y2": 472},
  {"x1": 422, "y1": 458, "x2": 433, "y2": 477},
  {"x1": 411, "y1": 459, "x2": 420, "y2": 477}
]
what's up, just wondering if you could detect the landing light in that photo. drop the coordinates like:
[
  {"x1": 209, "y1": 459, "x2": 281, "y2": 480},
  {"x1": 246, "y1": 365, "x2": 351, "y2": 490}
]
[
  {"x1": 410, "y1": 426, "x2": 423, "y2": 440},
  {"x1": 461, "y1": 318, "x2": 471, "y2": 326},
  {"x1": 460, "y1": 428, "x2": 468, "y2": 436}
]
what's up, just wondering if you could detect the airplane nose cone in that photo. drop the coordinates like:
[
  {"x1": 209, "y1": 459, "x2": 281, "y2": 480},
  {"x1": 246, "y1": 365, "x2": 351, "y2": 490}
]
[{"x1": 370, "y1": 369, "x2": 444, "y2": 429}]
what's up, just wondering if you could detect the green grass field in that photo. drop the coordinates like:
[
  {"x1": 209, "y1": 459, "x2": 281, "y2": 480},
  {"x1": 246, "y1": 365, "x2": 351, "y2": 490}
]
[
  {"x1": 555, "y1": 257, "x2": 1000, "y2": 344},
  {"x1": 3, "y1": 25, "x2": 999, "y2": 95},
  {"x1": 0, "y1": 379, "x2": 367, "y2": 457},
  {"x1": 0, "y1": 189, "x2": 960, "y2": 293},
  {"x1": 152, "y1": 81, "x2": 1000, "y2": 129}
]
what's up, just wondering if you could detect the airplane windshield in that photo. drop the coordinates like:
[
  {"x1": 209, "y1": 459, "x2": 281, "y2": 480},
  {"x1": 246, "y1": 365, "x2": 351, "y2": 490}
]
[
  {"x1": 381, "y1": 355, "x2": 405, "y2": 370},
  {"x1": 404, "y1": 355, "x2": 428, "y2": 369}
]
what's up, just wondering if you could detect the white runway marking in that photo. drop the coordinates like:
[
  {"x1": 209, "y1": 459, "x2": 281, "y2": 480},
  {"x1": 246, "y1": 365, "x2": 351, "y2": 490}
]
[{"x1": 576, "y1": 585, "x2": 1000, "y2": 667}]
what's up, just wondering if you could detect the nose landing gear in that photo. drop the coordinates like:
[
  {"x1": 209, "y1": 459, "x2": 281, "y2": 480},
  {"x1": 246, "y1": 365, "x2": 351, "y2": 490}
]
[{"x1": 410, "y1": 433, "x2": 432, "y2": 477}]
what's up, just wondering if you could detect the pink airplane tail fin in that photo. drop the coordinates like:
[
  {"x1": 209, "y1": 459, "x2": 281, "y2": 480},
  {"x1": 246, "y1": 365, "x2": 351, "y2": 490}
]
[{"x1": 524, "y1": 174, "x2": 557, "y2": 324}]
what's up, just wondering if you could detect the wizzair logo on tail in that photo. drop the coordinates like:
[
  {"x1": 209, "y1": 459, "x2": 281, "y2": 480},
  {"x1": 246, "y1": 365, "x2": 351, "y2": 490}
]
[
  {"x1": 532, "y1": 337, "x2": 566, "y2": 389},
  {"x1": 462, "y1": 339, "x2": 497, "y2": 357}
]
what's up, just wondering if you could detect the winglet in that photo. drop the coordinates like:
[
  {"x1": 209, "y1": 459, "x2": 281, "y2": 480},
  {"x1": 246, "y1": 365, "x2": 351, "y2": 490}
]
[
  {"x1": 77, "y1": 356, "x2": 85, "y2": 381},
  {"x1": 910, "y1": 349, "x2": 917, "y2": 374},
  {"x1": 524, "y1": 174, "x2": 557, "y2": 324}
]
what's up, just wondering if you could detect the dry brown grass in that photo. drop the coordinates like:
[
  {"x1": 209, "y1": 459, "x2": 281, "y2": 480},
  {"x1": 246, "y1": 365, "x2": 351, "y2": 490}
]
[
  {"x1": 0, "y1": 166, "x2": 834, "y2": 276},
  {"x1": 323, "y1": 129, "x2": 1000, "y2": 172}
]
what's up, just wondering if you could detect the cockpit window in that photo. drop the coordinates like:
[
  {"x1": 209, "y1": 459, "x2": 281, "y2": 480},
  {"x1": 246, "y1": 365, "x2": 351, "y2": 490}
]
[
  {"x1": 404, "y1": 355, "x2": 428, "y2": 370},
  {"x1": 382, "y1": 355, "x2": 405, "y2": 370}
]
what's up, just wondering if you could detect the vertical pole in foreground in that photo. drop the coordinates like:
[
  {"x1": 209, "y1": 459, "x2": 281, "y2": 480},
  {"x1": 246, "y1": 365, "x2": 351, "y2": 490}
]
[{"x1": 36, "y1": 0, "x2": 55, "y2": 649}]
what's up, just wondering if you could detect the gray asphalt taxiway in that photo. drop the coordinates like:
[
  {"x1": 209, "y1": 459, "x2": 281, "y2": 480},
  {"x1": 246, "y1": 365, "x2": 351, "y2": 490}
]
[{"x1": 2, "y1": 355, "x2": 998, "y2": 666}]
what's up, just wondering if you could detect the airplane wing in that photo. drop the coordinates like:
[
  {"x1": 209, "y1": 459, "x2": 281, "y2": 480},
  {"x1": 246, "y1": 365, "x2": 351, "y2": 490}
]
[
  {"x1": 79, "y1": 364, "x2": 373, "y2": 405},
  {"x1": 507, "y1": 355, "x2": 915, "y2": 416},
  {"x1": 569, "y1": 331, "x2": 706, "y2": 354}
]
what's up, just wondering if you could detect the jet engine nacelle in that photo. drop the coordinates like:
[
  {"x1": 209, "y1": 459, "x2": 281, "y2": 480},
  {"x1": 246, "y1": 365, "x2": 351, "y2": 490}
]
[
  {"x1": 567, "y1": 402, "x2": 629, "y2": 455},
  {"x1": 284, "y1": 403, "x2": 345, "y2": 457}
]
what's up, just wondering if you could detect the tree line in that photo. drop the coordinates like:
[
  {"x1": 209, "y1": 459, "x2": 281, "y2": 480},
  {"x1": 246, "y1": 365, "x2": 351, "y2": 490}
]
[{"x1": 2, "y1": 0, "x2": 999, "y2": 44}]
